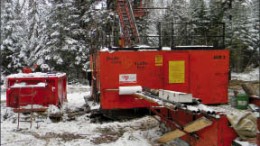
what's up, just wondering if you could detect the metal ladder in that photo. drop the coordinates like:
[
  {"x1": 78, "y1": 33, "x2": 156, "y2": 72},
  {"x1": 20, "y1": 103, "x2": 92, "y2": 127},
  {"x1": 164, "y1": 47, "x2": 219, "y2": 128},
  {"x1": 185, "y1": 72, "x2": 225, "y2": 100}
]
[{"x1": 116, "y1": 0, "x2": 140, "y2": 47}]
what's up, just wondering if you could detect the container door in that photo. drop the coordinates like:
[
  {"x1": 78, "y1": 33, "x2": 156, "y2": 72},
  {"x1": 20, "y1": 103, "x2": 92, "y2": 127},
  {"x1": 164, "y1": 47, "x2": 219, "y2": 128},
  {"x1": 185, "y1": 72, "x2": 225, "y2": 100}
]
[
  {"x1": 189, "y1": 50, "x2": 229, "y2": 104},
  {"x1": 163, "y1": 52, "x2": 190, "y2": 93}
]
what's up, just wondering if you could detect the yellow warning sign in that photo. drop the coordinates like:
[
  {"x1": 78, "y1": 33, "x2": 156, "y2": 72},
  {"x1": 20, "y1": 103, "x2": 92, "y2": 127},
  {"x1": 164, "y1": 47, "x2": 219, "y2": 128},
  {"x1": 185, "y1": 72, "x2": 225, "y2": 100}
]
[
  {"x1": 155, "y1": 55, "x2": 163, "y2": 66},
  {"x1": 169, "y1": 61, "x2": 185, "y2": 83}
]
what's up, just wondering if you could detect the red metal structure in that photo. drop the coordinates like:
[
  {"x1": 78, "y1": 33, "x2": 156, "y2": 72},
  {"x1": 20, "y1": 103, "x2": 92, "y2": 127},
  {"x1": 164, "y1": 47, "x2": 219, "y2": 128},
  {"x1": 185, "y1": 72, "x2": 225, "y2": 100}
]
[
  {"x1": 22, "y1": 67, "x2": 33, "y2": 73},
  {"x1": 132, "y1": 0, "x2": 146, "y2": 18},
  {"x1": 6, "y1": 72, "x2": 67, "y2": 108},
  {"x1": 116, "y1": 0, "x2": 140, "y2": 46},
  {"x1": 93, "y1": 50, "x2": 229, "y2": 109}
]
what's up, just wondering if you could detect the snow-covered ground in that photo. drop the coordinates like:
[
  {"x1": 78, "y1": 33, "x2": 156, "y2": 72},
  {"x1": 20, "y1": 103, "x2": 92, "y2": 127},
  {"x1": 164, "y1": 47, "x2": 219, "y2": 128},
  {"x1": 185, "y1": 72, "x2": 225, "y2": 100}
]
[
  {"x1": 1, "y1": 84, "x2": 162, "y2": 146},
  {"x1": 1, "y1": 68, "x2": 259, "y2": 146},
  {"x1": 231, "y1": 67, "x2": 259, "y2": 81}
]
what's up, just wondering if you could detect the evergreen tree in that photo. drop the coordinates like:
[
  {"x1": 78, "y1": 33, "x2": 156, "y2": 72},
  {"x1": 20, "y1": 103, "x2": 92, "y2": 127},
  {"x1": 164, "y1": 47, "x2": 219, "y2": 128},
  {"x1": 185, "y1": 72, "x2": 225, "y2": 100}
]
[
  {"x1": 1, "y1": 0, "x2": 26, "y2": 72},
  {"x1": 160, "y1": 0, "x2": 189, "y2": 46},
  {"x1": 228, "y1": 1, "x2": 254, "y2": 72},
  {"x1": 246, "y1": 0, "x2": 259, "y2": 68},
  {"x1": 172, "y1": 0, "x2": 190, "y2": 22},
  {"x1": 33, "y1": 0, "x2": 90, "y2": 80},
  {"x1": 29, "y1": 0, "x2": 53, "y2": 67},
  {"x1": 189, "y1": 0, "x2": 207, "y2": 22},
  {"x1": 188, "y1": 0, "x2": 208, "y2": 45},
  {"x1": 19, "y1": 0, "x2": 41, "y2": 67}
]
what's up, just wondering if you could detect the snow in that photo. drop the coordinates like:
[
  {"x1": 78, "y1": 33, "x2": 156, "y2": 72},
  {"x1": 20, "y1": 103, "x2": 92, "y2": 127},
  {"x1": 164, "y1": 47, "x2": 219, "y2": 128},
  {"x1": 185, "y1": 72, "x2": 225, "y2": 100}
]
[
  {"x1": 175, "y1": 45, "x2": 214, "y2": 48},
  {"x1": 100, "y1": 47, "x2": 110, "y2": 52},
  {"x1": 134, "y1": 44, "x2": 151, "y2": 48},
  {"x1": 1, "y1": 92, "x2": 6, "y2": 101},
  {"x1": 94, "y1": 0, "x2": 107, "y2": 10},
  {"x1": 3, "y1": 38, "x2": 13, "y2": 46},
  {"x1": 65, "y1": 38, "x2": 77, "y2": 45},
  {"x1": 11, "y1": 82, "x2": 47, "y2": 88},
  {"x1": 162, "y1": 47, "x2": 171, "y2": 51},
  {"x1": 47, "y1": 105, "x2": 61, "y2": 114},
  {"x1": 7, "y1": 72, "x2": 66, "y2": 78},
  {"x1": 233, "y1": 138, "x2": 257, "y2": 146},
  {"x1": 231, "y1": 67, "x2": 259, "y2": 81},
  {"x1": 18, "y1": 104, "x2": 47, "y2": 109},
  {"x1": 197, "y1": 104, "x2": 215, "y2": 113},
  {"x1": 50, "y1": 31, "x2": 60, "y2": 37},
  {"x1": 186, "y1": 105, "x2": 199, "y2": 113},
  {"x1": 57, "y1": 58, "x2": 64, "y2": 64},
  {"x1": 1, "y1": 84, "x2": 161, "y2": 146}
]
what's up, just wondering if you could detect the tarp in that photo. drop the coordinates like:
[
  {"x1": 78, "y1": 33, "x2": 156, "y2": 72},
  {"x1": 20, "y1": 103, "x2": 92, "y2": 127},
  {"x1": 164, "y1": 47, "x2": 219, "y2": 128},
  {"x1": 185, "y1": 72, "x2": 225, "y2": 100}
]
[{"x1": 227, "y1": 112, "x2": 257, "y2": 140}]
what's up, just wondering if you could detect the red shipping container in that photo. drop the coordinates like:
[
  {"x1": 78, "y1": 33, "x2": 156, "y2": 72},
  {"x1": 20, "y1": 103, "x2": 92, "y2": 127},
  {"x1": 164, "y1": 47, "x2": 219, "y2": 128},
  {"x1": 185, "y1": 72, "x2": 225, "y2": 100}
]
[
  {"x1": 6, "y1": 72, "x2": 67, "y2": 108},
  {"x1": 93, "y1": 49, "x2": 229, "y2": 109}
]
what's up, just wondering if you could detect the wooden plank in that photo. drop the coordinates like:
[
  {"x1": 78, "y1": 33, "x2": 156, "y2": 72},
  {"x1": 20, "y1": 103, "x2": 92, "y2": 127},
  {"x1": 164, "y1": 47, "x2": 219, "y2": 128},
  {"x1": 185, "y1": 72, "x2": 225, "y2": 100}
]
[
  {"x1": 157, "y1": 129, "x2": 186, "y2": 143},
  {"x1": 157, "y1": 117, "x2": 212, "y2": 143},
  {"x1": 184, "y1": 117, "x2": 212, "y2": 133}
]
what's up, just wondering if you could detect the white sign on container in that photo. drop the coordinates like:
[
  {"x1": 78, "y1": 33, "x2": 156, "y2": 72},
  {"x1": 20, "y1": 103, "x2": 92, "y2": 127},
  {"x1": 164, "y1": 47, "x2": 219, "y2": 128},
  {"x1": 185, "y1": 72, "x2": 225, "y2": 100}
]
[{"x1": 119, "y1": 74, "x2": 137, "y2": 83}]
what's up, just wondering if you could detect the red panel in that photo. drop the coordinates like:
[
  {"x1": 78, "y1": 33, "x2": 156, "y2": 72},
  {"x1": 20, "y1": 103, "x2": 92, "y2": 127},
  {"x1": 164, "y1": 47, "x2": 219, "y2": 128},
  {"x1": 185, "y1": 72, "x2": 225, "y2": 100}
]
[
  {"x1": 189, "y1": 50, "x2": 229, "y2": 104},
  {"x1": 6, "y1": 73, "x2": 67, "y2": 108},
  {"x1": 98, "y1": 51, "x2": 163, "y2": 109}
]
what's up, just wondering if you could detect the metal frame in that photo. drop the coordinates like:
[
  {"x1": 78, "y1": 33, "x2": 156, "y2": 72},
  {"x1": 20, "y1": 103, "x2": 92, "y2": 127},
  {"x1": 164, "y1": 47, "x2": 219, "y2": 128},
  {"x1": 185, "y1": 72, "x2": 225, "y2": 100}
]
[{"x1": 102, "y1": 22, "x2": 226, "y2": 49}]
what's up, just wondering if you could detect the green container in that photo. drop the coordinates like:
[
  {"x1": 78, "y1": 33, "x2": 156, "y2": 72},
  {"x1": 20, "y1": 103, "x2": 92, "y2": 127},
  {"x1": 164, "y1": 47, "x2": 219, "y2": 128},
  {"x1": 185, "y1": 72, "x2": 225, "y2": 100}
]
[{"x1": 236, "y1": 94, "x2": 248, "y2": 110}]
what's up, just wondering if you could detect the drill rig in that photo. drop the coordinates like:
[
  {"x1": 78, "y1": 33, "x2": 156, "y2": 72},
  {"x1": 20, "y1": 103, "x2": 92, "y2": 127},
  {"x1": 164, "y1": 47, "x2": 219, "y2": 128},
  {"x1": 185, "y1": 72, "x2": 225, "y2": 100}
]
[{"x1": 89, "y1": 0, "x2": 237, "y2": 145}]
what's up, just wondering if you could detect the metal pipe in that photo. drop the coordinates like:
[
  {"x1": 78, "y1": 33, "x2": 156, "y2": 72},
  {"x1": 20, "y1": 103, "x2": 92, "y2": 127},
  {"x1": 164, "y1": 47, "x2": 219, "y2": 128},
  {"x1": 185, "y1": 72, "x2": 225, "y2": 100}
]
[{"x1": 133, "y1": 7, "x2": 169, "y2": 9}]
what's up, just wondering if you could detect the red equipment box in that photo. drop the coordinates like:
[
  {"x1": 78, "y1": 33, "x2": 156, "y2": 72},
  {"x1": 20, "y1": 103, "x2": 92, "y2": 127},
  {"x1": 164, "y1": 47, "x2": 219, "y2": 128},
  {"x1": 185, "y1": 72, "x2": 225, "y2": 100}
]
[
  {"x1": 6, "y1": 72, "x2": 67, "y2": 108},
  {"x1": 93, "y1": 49, "x2": 229, "y2": 109}
]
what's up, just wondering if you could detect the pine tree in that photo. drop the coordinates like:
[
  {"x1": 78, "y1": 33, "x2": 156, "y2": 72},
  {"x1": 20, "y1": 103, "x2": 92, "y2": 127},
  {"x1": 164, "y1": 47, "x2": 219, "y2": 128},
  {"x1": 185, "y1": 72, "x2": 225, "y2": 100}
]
[
  {"x1": 228, "y1": 1, "x2": 254, "y2": 72},
  {"x1": 188, "y1": 0, "x2": 208, "y2": 45},
  {"x1": 160, "y1": 0, "x2": 189, "y2": 46},
  {"x1": 29, "y1": 0, "x2": 53, "y2": 67},
  {"x1": 1, "y1": 0, "x2": 26, "y2": 72},
  {"x1": 24, "y1": 0, "x2": 40, "y2": 66},
  {"x1": 171, "y1": 0, "x2": 190, "y2": 22},
  {"x1": 246, "y1": 0, "x2": 259, "y2": 68},
  {"x1": 189, "y1": 0, "x2": 207, "y2": 22},
  {"x1": 32, "y1": 0, "x2": 90, "y2": 80}
]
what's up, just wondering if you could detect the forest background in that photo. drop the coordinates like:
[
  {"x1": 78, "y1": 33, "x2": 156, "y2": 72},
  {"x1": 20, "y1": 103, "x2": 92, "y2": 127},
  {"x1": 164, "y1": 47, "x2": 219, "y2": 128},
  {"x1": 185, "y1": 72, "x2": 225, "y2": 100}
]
[{"x1": 1, "y1": 0, "x2": 259, "y2": 82}]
